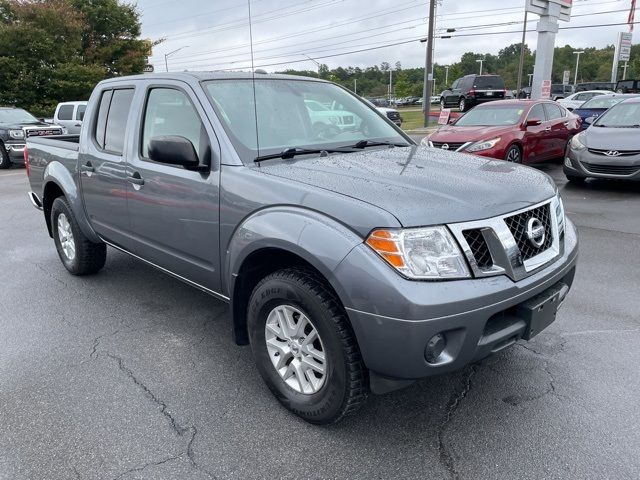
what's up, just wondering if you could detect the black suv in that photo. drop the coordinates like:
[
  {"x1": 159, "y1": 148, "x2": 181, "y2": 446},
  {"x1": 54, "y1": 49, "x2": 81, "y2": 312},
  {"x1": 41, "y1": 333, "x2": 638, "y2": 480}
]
[
  {"x1": 440, "y1": 74, "x2": 506, "y2": 112},
  {"x1": 551, "y1": 84, "x2": 573, "y2": 100},
  {"x1": 616, "y1": 79, "x2": 640, "y2": 93}
]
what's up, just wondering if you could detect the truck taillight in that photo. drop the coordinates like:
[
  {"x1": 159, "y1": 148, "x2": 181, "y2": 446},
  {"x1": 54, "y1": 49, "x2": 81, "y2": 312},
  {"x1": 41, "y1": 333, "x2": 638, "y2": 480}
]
[
  {"x1": 468, "y1": 89, "x2": 476, "y2": 97},
  {"x1": 24, "y1": 145, "x2": 30, "y2": 177}
]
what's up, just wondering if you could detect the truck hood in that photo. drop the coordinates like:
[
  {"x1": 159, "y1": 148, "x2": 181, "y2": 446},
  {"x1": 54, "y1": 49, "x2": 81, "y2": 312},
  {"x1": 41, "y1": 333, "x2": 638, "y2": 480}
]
[
  {"x1": 0, "y1": 121, "x2": 50, "y2": 129},
  {"x1": 255, "y1": 146, "x2": 556, "y2": 227},
  {"x1": 431, "y1": 125, "x2": 516, "y2": 143}
]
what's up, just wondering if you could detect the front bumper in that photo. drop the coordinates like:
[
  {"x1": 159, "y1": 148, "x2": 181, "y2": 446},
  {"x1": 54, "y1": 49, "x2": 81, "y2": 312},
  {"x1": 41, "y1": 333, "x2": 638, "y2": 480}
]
[
  {"x1": 565, "y1": 147, "x2": 640, "y2": 181},
  {"x1": 5, "y1": 141, "x2": 26, "y2": 162},
  {"x1": 334, "y1": 219, "x2": 578, "y2": 388}
]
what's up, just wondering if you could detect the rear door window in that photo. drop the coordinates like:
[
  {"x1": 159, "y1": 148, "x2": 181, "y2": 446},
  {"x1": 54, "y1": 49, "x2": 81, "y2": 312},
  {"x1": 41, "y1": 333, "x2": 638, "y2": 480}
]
[
  {"x1": 528, "y1": 104, "x2": 547, "y2": 122},
  {"x1": 94, "y1": 91, "x2": 113, "y2": 148},
  {"x1": 76, "y1": 104, "x2": 86, "y2": 121},
  {"x1": 544, "y1": 103, "x2": 564, "y2": 120},
  {"x1": 57, "y1": 105, "x2": 74, "y2": 121}
]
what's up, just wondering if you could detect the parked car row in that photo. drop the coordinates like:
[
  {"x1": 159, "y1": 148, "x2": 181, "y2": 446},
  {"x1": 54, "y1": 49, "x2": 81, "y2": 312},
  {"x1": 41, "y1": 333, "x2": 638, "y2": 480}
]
[{"x1": 424, "y1": 94, "x2": 640, "y2": 184}]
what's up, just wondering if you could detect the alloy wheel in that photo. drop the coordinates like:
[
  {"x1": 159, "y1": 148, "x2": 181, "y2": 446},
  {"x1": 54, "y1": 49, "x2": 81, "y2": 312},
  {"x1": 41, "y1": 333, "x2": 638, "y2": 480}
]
[
  {"x1": 265, "y1": 304, "x2": 327, "y2": 394},
  {"x1": 57, "y1": 213, "x2": 76, "y2": 261}
]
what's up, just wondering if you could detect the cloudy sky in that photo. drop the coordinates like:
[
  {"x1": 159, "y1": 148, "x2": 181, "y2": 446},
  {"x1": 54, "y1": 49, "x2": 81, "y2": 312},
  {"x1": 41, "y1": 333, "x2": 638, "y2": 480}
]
[{"x1": 138, "y1": 0, "x2": 636, "y2": 72}]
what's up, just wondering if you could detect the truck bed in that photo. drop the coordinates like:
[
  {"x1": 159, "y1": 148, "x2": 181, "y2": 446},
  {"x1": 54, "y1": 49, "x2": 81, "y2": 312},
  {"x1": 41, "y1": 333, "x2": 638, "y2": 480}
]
[{"x1": 27, "y1": 135, "x2": 80, "y2": 201}]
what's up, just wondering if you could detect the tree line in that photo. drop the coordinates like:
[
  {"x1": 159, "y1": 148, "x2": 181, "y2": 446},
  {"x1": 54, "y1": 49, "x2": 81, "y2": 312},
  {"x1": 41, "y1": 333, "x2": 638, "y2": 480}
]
[
  {"x1": 281, "y1": 43, "x2": 640, "y2": 98},
  {"x1": 0, "y1": 0, "x2": 153, "y2": 117}
]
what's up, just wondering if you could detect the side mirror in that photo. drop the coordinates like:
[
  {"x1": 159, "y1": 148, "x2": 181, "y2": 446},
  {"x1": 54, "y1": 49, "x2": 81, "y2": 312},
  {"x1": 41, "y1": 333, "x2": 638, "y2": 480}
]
[
  {"x1": 584, "y1": 116, "x2": 596, "y2": 125},
  {"x1": 148, "y1": 136, "x2": 201, "y2": 169},
  {"x1": 525, "y1": 119, "x2": 542, "y2": 127}
]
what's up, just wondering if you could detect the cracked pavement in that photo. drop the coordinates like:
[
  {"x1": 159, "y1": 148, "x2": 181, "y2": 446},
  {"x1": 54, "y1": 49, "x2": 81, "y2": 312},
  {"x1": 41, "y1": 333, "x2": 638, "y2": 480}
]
[{"x1": 1, "y1": 163, "x2": 639, "y2": 480}]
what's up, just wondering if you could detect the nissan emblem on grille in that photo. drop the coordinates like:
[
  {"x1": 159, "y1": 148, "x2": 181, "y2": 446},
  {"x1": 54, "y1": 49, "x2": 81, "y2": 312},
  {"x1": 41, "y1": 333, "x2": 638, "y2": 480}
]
[
  {"x1": 526, "y1": 217, "x2": 546, "y2": 248},
  {"x1": 441, "y1": 144, "x2": 449, "y2": 150}
]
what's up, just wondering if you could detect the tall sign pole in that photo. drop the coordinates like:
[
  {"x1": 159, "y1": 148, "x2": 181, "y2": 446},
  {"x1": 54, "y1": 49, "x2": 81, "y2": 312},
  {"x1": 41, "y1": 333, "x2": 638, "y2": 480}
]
[
  {"x1": 423, "y1": 0, "x2": 436, "y2": 128},
  {"x1": 527, "y1": 0, "x2": 573, "y2": 99}
]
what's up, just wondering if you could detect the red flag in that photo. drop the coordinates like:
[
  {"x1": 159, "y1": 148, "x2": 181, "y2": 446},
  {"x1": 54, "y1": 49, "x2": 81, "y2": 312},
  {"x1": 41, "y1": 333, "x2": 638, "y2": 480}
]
[{"x1": 630, "y1": 0, "x2": 637, "y2": 32}]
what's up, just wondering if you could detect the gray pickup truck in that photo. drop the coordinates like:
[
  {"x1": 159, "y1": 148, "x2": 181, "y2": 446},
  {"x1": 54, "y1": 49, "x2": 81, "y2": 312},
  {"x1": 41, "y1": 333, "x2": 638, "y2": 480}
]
[{"x1": 26, "y1": 72, "x2": 578, "y2": 424}]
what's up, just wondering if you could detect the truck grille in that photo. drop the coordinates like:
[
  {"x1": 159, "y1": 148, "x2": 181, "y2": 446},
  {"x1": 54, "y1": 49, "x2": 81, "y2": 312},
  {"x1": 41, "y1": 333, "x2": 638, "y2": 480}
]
[
  {"x1": 462, "y1": 229, "x2": 493, "y2": 269},
  {"x1": 580, "y1": 162, "x2": 640, "y2": 176},
  {"x1": 504, "y1": 204, "x2": 553, "y2": 261},
  {"x1": 25, "y1": 128, "x2": 63, "y2": 137},
  {"x1": 431, "y1": 142, "x2": 465, "y2": 151}
]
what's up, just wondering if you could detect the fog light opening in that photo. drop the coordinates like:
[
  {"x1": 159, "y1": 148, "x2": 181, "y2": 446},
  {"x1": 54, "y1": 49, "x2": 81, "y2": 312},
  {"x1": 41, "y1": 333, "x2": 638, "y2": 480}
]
[{"x1": 425, "y1": 333, "x2": 447, "y2": 364}]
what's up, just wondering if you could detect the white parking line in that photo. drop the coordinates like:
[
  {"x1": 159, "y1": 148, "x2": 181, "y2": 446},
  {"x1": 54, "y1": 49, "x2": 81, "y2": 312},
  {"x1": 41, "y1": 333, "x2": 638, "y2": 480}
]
[{"x1": 0, "y1": 172, "x2": 25, "y2": 177}]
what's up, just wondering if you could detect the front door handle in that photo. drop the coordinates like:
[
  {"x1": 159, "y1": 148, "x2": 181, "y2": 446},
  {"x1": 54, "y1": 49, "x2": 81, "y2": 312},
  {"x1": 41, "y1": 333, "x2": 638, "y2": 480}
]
[
  {"x1": 544, "y1": 127, "x2": 552, "y2": 132},
  {"x1": 81, "y1": 161, "x2": 94, "y2": 173},
  {"x1": 127, "y1": 171, "x2": 145, "y2": 186}
]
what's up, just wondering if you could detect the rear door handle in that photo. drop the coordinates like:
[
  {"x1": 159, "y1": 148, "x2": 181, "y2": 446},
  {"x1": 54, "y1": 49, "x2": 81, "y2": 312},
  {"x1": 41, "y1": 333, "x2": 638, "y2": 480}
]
[
  {"x1": 544, "y1": 127, "x2": 552, "y2": 132},
  {"x1": 81, "y1": 161, "x2": 94, "y2": 173},
  {"x1": 127, "y1": 171, "x2": 145, "y2": 186}
]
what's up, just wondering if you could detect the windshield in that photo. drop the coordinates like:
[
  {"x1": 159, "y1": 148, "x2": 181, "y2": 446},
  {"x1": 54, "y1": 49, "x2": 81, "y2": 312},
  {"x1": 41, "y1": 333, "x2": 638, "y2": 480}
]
[
  {"x1": 594, "y1": 101, "x2": 640, "y2": 127},
  {"x1": 204, "y1": 78, "x2": 405, "y2": 162},
  {"x1": 454, "y1": 105, "x2": 524, "y2": 126},
  {"x1": 474, "y1": 76, "x2": 505, "y2": 89},
  {"x1": 0, "y1": 108, "x2": 38, "y2": 125},
  {"x1": 581, "y1": 96, "x2": 629, "y2": 109}
]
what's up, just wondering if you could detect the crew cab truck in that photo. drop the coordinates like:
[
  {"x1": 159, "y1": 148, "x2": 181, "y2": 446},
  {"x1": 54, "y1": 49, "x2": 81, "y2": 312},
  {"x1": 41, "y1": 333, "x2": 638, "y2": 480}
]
[{"x1": 26, "y1": 73, "x2": 578, "y2": 424}]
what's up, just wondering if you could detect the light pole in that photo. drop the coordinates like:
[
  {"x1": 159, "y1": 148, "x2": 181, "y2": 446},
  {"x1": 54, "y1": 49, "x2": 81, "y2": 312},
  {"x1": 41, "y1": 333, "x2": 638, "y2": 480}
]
[
  {"x1": 445, "y1": 65, "x2": 450, "y2": 86},
  {"x1": 164, "y1": 46, "x2": 189, "y2": 72},
  {"x1": 573, "y1": 51, "x2": 584, "y2": 86},
  {"x1": 354, "y1": 78, "x2": 357, "y2": 95},
  {"x1": 476, "y1": 58, "x2": 484, "y2": 75},
  {"x1": 528, "y1": 73, "x2": 534, "y2": 86},
  {"x1": 516, "y1": 9, "x2": 529, "y2": 94}
]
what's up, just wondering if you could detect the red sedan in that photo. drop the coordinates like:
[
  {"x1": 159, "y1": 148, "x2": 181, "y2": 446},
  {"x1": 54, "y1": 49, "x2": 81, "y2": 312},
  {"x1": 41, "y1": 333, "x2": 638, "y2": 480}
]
[{"x1": 424, "y1": 100, "x2": 582, "y2": 164}]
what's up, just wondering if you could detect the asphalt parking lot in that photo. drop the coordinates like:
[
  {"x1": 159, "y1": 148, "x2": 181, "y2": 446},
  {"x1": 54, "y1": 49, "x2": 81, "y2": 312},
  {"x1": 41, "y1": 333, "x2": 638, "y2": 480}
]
[{"x1": 1, "y1": 162, "x2": 639, "y2": 480}]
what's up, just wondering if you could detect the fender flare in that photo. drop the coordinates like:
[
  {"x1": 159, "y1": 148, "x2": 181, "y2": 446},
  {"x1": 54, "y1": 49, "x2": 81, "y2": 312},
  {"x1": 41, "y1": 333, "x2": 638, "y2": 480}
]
[
  {"x1": 225, "y1": 206, "x2": 365, "y2": 310},
  {"x1": 43, "y1": 161, "x2": 101, "y2": 243}
]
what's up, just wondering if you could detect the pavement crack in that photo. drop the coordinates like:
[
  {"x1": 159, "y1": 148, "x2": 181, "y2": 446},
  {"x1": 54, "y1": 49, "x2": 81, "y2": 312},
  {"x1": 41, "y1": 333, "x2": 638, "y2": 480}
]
[
  {"x1": 112, "y1": 454, "x2": 182, "y2": 480},
  {"x1": 437, "y1": 365, "x2": 477, "y2": 480}
]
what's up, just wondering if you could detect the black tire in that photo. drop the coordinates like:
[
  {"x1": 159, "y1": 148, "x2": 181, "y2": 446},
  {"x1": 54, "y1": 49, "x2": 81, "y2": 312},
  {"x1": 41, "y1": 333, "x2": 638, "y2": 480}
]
[
  {"x1": 440, "y1": 98, "x2": 446, "y2": 110},
  {"x1": 51, "y1": 197, "x2": 106, "y2": 275},
  {"x1": 505, "y1": 145, "x2": 522, "y2": 163},
  {"x1": 458, "y1": 97, "x2": 466, "y2": 112},
  {"x1": 0, "y1": 143, "x2": 11, "y2": 169},
  {"x1": 565, "y1": 174, "x2": 586, "y2": 184},
  {"x1": 247, "y1": 267, "x2": 368, "y2": 424}
]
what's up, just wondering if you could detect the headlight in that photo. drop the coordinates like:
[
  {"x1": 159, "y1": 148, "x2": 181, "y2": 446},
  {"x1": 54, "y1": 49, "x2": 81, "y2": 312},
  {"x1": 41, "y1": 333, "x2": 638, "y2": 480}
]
[
  {"x1": 466, "y1": 137, "x2": 501, "y2": 152},
  {"x1": 570, "y1": 133, "x2": 586, "y2": 151},
  {"x1": 553, "y1": 194, "x2": 566, "y2": 235},
  {"x1": 366, "y1": 227, "x2": 471, "y2": 279},
  {"x1": 9, "y1": 129, "x2": 24, "y2": 139}
]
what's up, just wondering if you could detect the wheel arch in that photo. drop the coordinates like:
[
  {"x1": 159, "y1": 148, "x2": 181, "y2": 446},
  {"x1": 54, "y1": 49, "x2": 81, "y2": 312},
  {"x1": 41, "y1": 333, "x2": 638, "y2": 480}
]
[{"x1": 225, "y1": 207, "x2": 363, "y2": 345}]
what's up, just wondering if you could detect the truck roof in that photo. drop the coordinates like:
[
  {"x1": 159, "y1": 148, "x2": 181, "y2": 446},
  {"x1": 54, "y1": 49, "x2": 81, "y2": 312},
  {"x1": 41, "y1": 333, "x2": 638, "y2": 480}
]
[{"x1": 99, "y1": 71, "x2": 325, "y2": 85}]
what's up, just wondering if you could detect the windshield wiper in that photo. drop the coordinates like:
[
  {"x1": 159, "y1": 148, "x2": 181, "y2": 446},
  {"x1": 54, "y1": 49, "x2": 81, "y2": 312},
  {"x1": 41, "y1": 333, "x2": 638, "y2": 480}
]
[
  {"x1": 254, "y1": 147, "x2": 348, "y2": 162},
  {"x1": 345, "y1": 140, "x2": 410, "y2": 149}
]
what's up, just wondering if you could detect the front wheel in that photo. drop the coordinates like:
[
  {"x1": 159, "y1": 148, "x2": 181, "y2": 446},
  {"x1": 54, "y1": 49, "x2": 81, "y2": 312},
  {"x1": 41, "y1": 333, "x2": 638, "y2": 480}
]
[
  {"x1": 505, "y1": 145, "x2": 522, "y2": 163},
  {"x1": 51, "y1": 197, "x2": 107, "y2": 275},
  {"x1": 440, "y1": 98, "x2": 446, "y2": 110},
  {"x1": 458, "y1": 97, "x2": 466, "y2": 112},
  {"x1": 247, "y1": 268, "x2": 368, "y2": 424}
]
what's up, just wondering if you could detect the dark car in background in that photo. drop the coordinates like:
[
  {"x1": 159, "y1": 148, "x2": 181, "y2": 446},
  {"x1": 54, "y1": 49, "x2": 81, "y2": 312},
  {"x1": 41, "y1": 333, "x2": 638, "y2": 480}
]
[
  {"x1": 0, "y1": 107, "x2": 64, "y2": 169},
  {"x1": 572, "y1": 94, "x2": 640, "y2": 129},
  {"x1": 616, "y1": 79, "x2": 640, "y2": 94},
  {"x1": 575, "y1": 82, "x2": 615, "y2": 93},
  {"x1": 565, "y1": 97, "x2": 640, "y2": 182},
  {"x1": 425, "y1": 100, "x2": 581, "y2": 164},
  {"x1": 551, "y1": 84, "x2": 574, "y2": 100},
  {"x1": 440, "y1": 74, "x2": 506, "y2": 112}
]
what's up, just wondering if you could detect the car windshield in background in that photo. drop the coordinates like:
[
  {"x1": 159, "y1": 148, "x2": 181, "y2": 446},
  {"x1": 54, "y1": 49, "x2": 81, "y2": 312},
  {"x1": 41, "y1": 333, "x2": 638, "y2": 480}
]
[
  {"x1": 594, "y1": 102, "x2": 640, "y2": 127},
  {"x1": 0, "y1": 108, "x2": 39, "y2": 124},
  {"x1": 454, "y1": 105, "x2": 523, "y2": 126},
  {"x1": 204, "y1": 79, "x2": 406, "y2": 162},
  {"x1": 474, "y1": 76, "x2": 505, "y2": 89},
  {"x1": 580, "y1": 96, "x2": 628, "y2": 109}
]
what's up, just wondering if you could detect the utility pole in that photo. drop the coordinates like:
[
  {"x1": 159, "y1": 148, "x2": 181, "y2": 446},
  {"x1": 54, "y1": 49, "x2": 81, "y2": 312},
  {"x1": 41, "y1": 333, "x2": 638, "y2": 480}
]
[
  {"x1": 164, "y1": 46, "x2": 189, "y2": 72},
  {"x1": 422, "y1": 0, "x2": 436, "y2": 127},
  {"x1": 573, "y1": 51, "x2": 584, "y2": 85},
  {"x1": 354, "y1": 78, "x2": 357, "y2": 94},
  {"x1": 389, "y1": 68, "x2": 393, "y2": 102},
  {"x1": 477, "y1": 58, "x2": 484, "y2": 75},
  {"x1": 516, "y1": 9, "x2": 529, "y2": 93},
  {"x1": 445, "y1": 65, "x2": 450, "y2": 86}
]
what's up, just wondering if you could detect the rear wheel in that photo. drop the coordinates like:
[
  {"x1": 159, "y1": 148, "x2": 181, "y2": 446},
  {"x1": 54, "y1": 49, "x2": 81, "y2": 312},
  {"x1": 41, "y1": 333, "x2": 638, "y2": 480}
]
[
  {"x1": 247, "y1": 267, "x2": 368, "y2": 424},
  {"x1": 0, "y1": 143, "x2": 11, "y2": 169},
  {"x1": 458, "y1": 97, "x2": 466, "y2": 112},
  {"x1": 51, "y1": 197, "x2": 106, "y2": 275},
  {"x1": 505, "y1": 145, "x2": 522, "y2": 163},
  {"x1": 440, "y1": 98, "x2": 446, "y2": 110}
]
